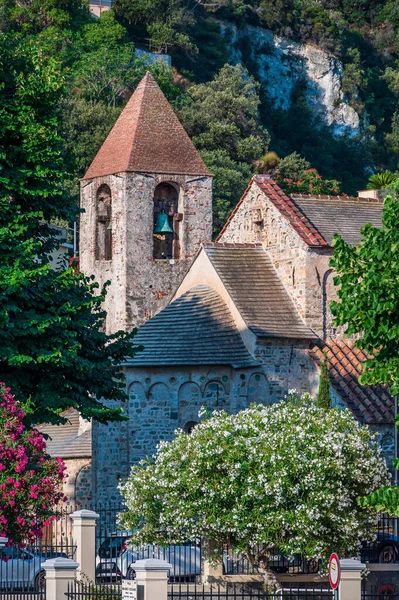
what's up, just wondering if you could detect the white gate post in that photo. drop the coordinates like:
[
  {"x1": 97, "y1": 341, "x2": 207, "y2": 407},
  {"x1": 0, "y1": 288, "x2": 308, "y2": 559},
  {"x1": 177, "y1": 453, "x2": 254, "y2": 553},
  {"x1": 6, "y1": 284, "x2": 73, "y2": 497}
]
[
  {"x1": 201, "y1": 538, "x2": 223, "y2": 583},
  {"x1": 43, "y1": 557, "x2": 79, "y2": 600},
  {"x1": 70, "y1": 509, "x2": 99, "y2": 581},
  {"x1": 134, "y1": 558, "x2": 172, "y2": 600},
  {"x1": 338, "y1": 558, "x2": 365, "y2": 600}
]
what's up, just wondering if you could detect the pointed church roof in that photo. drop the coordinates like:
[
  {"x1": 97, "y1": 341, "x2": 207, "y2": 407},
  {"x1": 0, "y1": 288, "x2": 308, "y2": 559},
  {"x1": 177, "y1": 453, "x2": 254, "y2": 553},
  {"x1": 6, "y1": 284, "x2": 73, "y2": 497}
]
[{"x1": 83, "y1": 72, "x2": 211, "y2": 179}]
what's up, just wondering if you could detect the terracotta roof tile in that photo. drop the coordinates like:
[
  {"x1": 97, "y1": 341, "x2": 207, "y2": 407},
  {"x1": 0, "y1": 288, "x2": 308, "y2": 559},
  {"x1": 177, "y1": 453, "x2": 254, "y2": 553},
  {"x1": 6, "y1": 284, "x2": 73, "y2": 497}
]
[
  {"x1": 309, "y1": 339, "x2": 393, "y2": 424},
  {"x1": 204, "y1": 244, "x2": 315, "y2": 340},
  {"x1": 83, "y1": 72, "x2": 210, "y2": 180},
  {"x1": 217, "y1": 176, "x2": 384, "y2": 248}
]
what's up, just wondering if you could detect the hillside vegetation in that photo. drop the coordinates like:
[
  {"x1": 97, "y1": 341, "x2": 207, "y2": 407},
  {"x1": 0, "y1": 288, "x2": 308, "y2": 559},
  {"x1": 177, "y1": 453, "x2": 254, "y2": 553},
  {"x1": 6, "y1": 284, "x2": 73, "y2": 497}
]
[{"x1": 1, "y1": 0, "x2": 399, "y2": 234}]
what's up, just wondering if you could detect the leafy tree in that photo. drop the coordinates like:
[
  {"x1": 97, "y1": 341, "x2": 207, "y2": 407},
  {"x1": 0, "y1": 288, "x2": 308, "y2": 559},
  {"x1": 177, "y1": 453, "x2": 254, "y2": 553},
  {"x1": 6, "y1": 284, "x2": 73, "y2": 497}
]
[
  {"x1": 367, "y1": 170, "x2": 396, "y2": 190},
  {"x1": 179, "y1": 64, "x2": 270, "y2": 164},
  {"x1": 276, "y1": 168, "x2": 341, "y2": 195},
  {"x1": 0, "y1": 31, "x2": 137, "y2": 426},
  {"x1": 274, "y1": 152, "x2": 311, "y2": 180},
  {"x1": 0, "y1": 384, "x2": 66, "y2": 544},
  {"x1": 330, "y1": 181, "x2": 399, "y2": 397},
  {"x1": 0, "y1": 200, "x2": 136, "y2": 427},
  {"x1": 317, "y1": 353, "x2": 332, "y2": 410},
  {"x1": 330, "y1": 182, "x2": 399, "y2": 516},
  {"x1": 120, "y1": 394, "x2": 388, "y2": 590},
  {"x1": 200, "y1": 149, "x2": 252, "y2": 236},
  {"x1": 179, "y1": 64, "x2": 269, "y2": 231}
]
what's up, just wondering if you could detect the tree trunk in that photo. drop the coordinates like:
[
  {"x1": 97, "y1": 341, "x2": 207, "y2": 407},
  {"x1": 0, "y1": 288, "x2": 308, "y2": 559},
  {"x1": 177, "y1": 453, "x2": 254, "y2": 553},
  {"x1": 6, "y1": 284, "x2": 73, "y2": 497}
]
[
  {"x1": 257, "y1": 558, "x2": 281, "y2": 593},
  {"x1": 245, "y1": 549, "x2": 281, "y2": 593}
]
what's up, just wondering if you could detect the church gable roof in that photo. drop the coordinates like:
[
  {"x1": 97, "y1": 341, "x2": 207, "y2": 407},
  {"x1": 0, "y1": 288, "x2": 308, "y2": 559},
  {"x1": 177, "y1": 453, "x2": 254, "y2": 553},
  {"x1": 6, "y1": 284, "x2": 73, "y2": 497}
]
[
  {"x1": 126, "y1": 285, "x2": 258, "y2": 368},
  {"x1": 309, "y1": 340, "x2": 393, "y2": 424},
  {"x1": 218, "y1": 176, "x2": 384, "y2": 248},
  {"x1": 204, "y1": 244, "x2": 315, "y2": 340},
  {"x1": 290, "y1": 194, "x2": 383, "y2": 246},
  {"x1": 83, "y1": 72, "x2": 211, "y2": 180}
]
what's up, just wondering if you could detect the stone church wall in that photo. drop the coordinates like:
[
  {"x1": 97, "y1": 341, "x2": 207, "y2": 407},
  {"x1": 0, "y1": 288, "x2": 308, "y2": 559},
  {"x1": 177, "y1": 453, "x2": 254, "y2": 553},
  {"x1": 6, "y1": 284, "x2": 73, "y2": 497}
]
[
  {"x1": 218, "y1": 181, "x2": 343, "y2": 339},
  {"x1": 80, "y1": 172, "x2": 212, "y2": 334}
]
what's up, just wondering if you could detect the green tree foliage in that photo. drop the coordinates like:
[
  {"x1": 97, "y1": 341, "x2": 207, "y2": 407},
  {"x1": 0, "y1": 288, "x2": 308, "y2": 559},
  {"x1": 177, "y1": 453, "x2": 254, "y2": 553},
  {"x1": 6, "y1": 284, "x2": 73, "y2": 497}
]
[
  {"x1": 0, "y1": 30, "x2": 136, "y2": 426},
  {"x1": 276, "y1": 168, "x2": 341, "y2": 195},
  {"x1": 179, "y1": 64, "x2": 269, "y2": 232},
  {"x1": 120, "y1": 394, "x2": 388, "y2": 589},
  {"x1": 179, "y1": 64, "x2": 269, "y2": 163},
  {"x1": 317, "y1": 353, "x2": 331, "y2": 410},
  {"x1": 331, "y1": 182, "x2": 399, "y2": 515},
  {"x1": 367, "y1": 170, "x2": 396, "y2": 190},
  {"x1": 331, "y1": 182, "x2": 399, "y2": 396},
  {"x1": 0, "y1": 203, "x2": 135, "y2": 427},
  {"x1": 201, "y1": 150, "x2": 252, "y2": 236}
]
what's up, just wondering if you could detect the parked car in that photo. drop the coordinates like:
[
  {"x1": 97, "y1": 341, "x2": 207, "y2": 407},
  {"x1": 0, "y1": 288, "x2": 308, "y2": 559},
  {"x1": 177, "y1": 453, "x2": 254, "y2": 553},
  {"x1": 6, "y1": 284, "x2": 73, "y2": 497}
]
[
  {"x1": 0, "y1": 545, "x2": 68, "y2": 591},
  {"x1": 96, "y1": 534, "x2": 201, "y2": 582},
  {"x1": 361, "y1": 532, "x2": 399, "y2": 564}
]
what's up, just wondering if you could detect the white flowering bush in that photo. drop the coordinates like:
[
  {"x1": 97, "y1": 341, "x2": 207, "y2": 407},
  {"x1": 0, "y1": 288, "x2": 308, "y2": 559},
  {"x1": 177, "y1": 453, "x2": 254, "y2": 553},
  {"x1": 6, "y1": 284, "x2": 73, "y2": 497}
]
[{"x1": 120, "y1": 394, "x2": 389, "y2": 585}]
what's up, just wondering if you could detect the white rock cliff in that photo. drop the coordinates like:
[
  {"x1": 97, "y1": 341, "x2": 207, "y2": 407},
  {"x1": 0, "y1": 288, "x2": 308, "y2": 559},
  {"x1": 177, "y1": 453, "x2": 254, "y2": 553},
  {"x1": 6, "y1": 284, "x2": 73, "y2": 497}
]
[{"x1": 222, "y1": 23, "x2": 360, "y2": 137}]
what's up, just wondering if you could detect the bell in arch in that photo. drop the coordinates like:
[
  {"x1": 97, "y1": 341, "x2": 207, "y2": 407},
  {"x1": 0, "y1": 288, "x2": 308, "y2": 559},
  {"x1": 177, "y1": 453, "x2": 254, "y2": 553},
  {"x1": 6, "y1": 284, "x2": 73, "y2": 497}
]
[{"x1": 154, "y1": 212, "x2": 173, "y2": 234}]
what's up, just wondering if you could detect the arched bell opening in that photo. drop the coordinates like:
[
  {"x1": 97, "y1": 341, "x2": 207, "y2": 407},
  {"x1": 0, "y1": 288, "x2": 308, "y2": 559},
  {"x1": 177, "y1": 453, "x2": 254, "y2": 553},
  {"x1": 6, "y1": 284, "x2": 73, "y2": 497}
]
[
  {"x1": 96, "y1": 184, "x2": 112, "y2": 260},
  {"x1": 153, "y1": 182, "x2": 182, "y2": 260}
]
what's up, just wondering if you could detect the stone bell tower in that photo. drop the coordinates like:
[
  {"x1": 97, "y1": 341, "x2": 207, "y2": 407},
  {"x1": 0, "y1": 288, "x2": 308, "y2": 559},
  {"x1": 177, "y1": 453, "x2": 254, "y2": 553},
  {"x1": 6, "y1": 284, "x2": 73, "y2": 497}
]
[{"x1": 80, "y1": 72, "x2": 213, "y2": 334}]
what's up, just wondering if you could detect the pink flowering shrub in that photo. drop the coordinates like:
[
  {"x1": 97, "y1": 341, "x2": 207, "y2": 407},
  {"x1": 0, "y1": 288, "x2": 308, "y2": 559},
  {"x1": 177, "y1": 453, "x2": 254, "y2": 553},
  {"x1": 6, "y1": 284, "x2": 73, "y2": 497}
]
[
  {"x1": 276, "y1": 168, "x2": 341, "y2": 195},
  {"x1": 0, "y1": 384, "x2": 66, "y2": 544}
]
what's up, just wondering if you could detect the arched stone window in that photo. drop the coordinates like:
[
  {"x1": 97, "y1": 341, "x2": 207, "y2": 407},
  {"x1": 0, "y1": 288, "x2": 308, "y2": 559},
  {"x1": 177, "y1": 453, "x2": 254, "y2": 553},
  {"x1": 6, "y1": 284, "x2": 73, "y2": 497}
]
[
  {"x1": 153, "y1": 182, "x2": 181, "y2": 260},
  {"x1": 204, "y1": 381, "x2": 226, "y2": 408},
  {"x1": 96, "y1": 184, "x2": 112, "y2": 260}
]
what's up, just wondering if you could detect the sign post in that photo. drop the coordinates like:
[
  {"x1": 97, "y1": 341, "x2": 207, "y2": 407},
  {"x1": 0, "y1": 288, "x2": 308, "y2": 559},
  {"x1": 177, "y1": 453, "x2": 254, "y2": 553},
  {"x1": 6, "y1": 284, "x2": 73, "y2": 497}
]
[
  {"x1": 122, "y1": 579, "x2": 137, "y2": 600},
  {"x1": 328, "y1": 553, "x2": 340, "y2": 599}
]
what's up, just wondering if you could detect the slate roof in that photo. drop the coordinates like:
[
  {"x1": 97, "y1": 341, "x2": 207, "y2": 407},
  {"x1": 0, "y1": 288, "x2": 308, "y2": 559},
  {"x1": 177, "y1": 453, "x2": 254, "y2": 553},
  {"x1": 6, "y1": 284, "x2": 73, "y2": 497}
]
[
  {"x1": 126, "y1": 285, "x2": 258, "y2": 368},
  {"x1": 83, "y1": 72, "x2": 210, "y2": 180},
  {"x1": 204, "y1": 244, "x2": 315, "y2": 340},
  {"x1": 309, "y1": 340, "x2": 393, "y2": 424},
  {"x1": 291, "y1": 194, "x2": 383, "y2": 246},
  {"x1": 217, "y1": 176, "x2": 384, "y2": 248},
  {"x1": 37, "y1": 409, "x2": 92, "y2": 458}
]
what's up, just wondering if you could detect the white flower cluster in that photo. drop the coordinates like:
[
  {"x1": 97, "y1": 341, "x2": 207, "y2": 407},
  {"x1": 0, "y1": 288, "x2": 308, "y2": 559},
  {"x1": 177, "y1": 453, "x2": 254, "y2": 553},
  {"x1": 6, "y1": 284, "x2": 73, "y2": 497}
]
[{"x1": 119, "y1": 394, "x2": 389, "y2": 561}]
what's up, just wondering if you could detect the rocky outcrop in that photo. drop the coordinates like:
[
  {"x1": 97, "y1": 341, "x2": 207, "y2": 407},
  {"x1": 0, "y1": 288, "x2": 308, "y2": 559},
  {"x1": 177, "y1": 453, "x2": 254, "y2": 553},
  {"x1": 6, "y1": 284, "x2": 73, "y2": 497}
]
[{"x1": 222, "y1": 23, "x2": 359, "y2": 137}]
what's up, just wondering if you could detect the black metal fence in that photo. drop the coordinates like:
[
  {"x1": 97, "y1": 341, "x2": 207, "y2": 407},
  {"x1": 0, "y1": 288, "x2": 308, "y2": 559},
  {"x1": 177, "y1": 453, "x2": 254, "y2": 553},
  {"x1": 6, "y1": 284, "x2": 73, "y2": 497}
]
[
  {"x1": 168, "y1": 583, "x2": 333, "y2": 599},
  {"x1": 360, "y1": 514, "x2": 399, "y2": 564},
  {"x1": 94, "y1": 503, "x2": 201, "y2": 583}
]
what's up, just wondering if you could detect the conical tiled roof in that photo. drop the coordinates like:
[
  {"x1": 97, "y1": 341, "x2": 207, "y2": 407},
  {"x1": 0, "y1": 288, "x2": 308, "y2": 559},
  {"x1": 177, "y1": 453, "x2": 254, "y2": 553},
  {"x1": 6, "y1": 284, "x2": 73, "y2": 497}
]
[{"x1": 83, "y1": 72, "x2": 211, "y2": 179}]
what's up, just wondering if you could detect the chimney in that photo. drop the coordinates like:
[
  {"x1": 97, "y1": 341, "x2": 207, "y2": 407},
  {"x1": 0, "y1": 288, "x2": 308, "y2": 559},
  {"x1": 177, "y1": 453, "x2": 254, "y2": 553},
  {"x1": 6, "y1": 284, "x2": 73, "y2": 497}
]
[{"x1": 358, "y1": 189, "x2": 385, "y2": 199}]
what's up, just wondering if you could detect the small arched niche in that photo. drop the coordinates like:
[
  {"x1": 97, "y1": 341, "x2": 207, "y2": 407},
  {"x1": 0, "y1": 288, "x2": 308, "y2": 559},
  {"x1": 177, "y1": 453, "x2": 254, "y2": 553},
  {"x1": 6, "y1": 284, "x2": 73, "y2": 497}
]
[
  {"x1": 153, "y1": 182, "x2": 181, "y2": 260},
  {"x1": 96, "y1": 184, "x2": 112, "y2": 260}
]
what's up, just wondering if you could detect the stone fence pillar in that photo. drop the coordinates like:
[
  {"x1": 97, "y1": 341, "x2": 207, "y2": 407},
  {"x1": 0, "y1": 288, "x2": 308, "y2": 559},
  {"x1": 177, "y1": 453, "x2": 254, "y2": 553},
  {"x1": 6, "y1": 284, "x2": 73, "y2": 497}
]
[
  {"x1": 201, "y1": 539, "x2": 223, "y2": 584},
  {"x1": 134, "y1": 558, "x2": 172, "y2": 600},
  {"x1": 70, "y1": 509, "x2": 99, "y2": 581},
  {"x1": 338, "y1": 558, "x2": 365, "y2": 600},
  {"x1": 43, "y1": 557, "x2": 79, "y2": 600}
]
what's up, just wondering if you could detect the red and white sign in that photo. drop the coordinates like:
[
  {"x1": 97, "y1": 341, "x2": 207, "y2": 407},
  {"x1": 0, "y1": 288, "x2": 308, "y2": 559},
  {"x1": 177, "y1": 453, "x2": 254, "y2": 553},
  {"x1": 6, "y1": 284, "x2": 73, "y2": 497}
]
[{"x1": 328, "y1": 553, "x2": 341, "y2": 590}]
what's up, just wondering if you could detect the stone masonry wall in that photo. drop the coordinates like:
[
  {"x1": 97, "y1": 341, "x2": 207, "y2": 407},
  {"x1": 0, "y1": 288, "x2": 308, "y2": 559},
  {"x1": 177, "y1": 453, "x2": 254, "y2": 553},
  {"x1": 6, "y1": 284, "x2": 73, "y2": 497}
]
[
  {"x1": 80, "y1": 172, "x2": 212, "y2": 333},
  {"x1": 80, "y1": 174, "x2": 127, "y2": 335},
  {"x1": 124, "y1": 172, "x2": 212, "y2": 326},
  {"x1": 218, "y1": 180, "x2": 342, "y2": 338},
  {"x1": 92, "y1": 341, "x2": 325, "y2": 502},
  {"x1": 219, "y1": 180, "x2": 310, "y2": 321},
  {"x1": 63, "y1": 458, "x2": 92, "y2": 509}
]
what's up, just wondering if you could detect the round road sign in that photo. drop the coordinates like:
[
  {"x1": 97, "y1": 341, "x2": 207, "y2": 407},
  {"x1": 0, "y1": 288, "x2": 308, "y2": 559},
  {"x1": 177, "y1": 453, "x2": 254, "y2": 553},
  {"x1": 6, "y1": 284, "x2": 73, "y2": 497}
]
[{"x1": 328, "y1": 553, "x2": 340, "y2": 590}]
